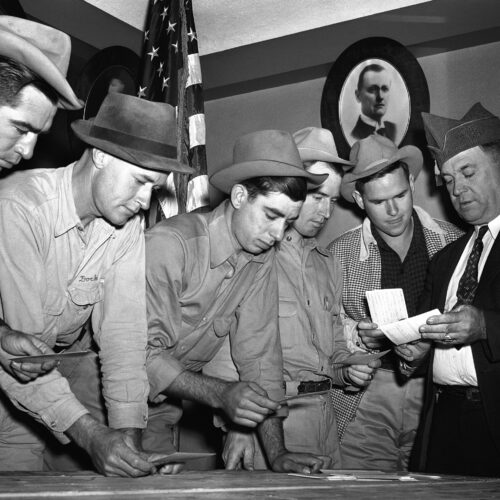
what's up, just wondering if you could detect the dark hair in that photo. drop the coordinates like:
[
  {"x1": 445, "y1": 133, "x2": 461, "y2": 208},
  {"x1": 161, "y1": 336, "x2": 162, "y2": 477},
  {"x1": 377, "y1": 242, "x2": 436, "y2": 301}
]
[
  {"x1": 239, "y1": 176, "x2": 307, "y2": 202},
  {"x1": 480, "y1": 141, "x2": 500, "y2": 164},
  {"x1": 355, "y1": 161, "x2": 409, "y2": 194},
  {"x1": 0, "y1": 56, "x2": 58, "y2": 107},
  {"x1": 357, "y1": 63, "x2": 386, "y2": 91}
]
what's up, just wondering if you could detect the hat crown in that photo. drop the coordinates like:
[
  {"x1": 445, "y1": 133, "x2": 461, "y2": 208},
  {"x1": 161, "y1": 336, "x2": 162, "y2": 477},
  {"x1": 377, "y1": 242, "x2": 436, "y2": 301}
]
[
  {"x1": 90, "y1": 93, "x2": 176, "y2": 148},
  {"x1": 422, "y1": 102, "x2": 500, "y2": 167},
  {"x1": 233, "y1": 130, "x2": 302, "y2": 166},
  {"x1": 349, "y1": 134, "x2": 399, "y2": 174}
]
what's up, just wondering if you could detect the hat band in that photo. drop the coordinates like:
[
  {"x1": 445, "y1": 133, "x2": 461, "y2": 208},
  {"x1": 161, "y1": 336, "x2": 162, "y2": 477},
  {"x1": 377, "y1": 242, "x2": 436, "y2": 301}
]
[{"x1": 89, "y1": 125, "x2": 177, "y2": 158}]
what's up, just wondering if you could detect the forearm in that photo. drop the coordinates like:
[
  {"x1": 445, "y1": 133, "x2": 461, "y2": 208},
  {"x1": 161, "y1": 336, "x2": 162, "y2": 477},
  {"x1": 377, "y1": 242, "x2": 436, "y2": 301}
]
[
  {"x1": 257, "y1": 416, "x2": 287, "y2": 465},
  {"x1": 166, "y1": 370, "x2": 230, "y2": 409}
]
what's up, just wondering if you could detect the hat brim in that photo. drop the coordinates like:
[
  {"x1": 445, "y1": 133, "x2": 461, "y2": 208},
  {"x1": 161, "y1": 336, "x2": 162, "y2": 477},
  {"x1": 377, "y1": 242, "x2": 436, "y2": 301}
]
[
  {"x1": 0, "y1": 31, "x2": 82, "y2": 110},
  {"x1": 210, "y1": 160, "x2": 328, "y2": 194},
  {"x1": 71, "y1": 121, "x2": 194, "y2": 174},
  {"x1": 341, "y1": 145, "x2": 423, "y2": 202},
  {"x1": 298, "y1": 147, "x2": 354, "y2": 167}
]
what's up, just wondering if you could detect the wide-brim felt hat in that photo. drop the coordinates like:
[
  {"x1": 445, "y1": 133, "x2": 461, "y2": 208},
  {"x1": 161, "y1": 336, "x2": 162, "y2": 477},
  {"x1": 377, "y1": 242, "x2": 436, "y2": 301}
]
[
  {"x1": 341, "y1": 134, "x2": 423, "y2": 202},
  {"x1": 71, "y1": 93, "x2": 194, "y2": 174},
  {"x1": 210, "y1": 129, "x2": 328, "y2": 194},
  {"x1": 0, "y1": 16, "x2": 82, "y2": 110},
  {"x1": 293, "y1": 126, "x2": 353, "y2": 167},
  {"x1": 422, "y1": 102, "x2": 500, "y2": 168}
]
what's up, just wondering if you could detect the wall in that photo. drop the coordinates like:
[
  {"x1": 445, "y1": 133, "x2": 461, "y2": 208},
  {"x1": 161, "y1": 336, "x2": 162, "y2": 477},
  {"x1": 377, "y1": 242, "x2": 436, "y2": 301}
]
[{"x1": 205, "y1": 40, "x2": 500, "y2": 246}]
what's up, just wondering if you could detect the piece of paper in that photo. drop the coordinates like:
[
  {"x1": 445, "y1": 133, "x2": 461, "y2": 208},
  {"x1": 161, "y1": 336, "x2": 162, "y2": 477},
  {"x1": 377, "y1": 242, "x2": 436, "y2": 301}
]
[
  {"x1": 148, "y1": 452, "x2": 215, "y2": 467},
  {"x1": 366, "y1": 288, "x2": 408, "y2": 326},
  {"x1": 10, "y1": 350, "x2": 91, "y2": 363},
  {"x1": 379, "y1": 309, "x2": 440, "y2": 345},
  {"x1": 338, "y1": 350, "x2": 390, "y2": 365},
  {"x1": 279, "y1": 390, "x2": 331, "y2": 404}
]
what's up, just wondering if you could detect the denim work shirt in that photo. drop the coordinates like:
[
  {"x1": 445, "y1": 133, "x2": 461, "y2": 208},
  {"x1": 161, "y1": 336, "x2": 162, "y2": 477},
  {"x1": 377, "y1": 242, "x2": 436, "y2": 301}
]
[
  {"x1": 145, "y1": 200, "x2": 285, "y2": 404},
  {"x1": 0, "y1": 165, "x2": 149, "y2": 442}
]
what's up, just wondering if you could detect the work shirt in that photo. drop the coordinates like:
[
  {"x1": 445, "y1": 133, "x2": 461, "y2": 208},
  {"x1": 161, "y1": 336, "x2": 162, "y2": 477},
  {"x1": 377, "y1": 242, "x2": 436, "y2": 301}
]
[
  {"x1": 276, "y1": 227, "x2": 351, "y2": 384},
  {"x1": 0, "y1": 165, "x2": 149, "y2": 442},
  {"x1": 145, "y1": 200, "x2": 285, "y2": 404}
]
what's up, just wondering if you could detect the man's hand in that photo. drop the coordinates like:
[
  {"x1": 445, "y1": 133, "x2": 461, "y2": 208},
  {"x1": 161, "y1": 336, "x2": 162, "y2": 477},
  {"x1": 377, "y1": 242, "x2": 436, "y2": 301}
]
[
  {"x1": 67, "y1": 415, "x2": 155, "y2": 477},
  {"x1": 270, "y1": 452, "x2": 330, "y2": 474},
  {"x1": 357, "y1": 318, "x2": 390, "y2": 351},
  {"x1": 223, "y1": 429, "x2": 256, "y2": 470},
  {"x1": 395, "y1": 340, "x2": 431, "y2": 365},
  {"x1": 218, "y1": 381, "x2": 280, "y2": 427},
  {"x1": 344, "y1": 359, "x2": 381, "y2": 387},
  {"x1": 0, "y1": 327, "x2": 57, "y2": 382},
  {"x1": 419, "y1": 305, "x2": 486, "y2": 346}
]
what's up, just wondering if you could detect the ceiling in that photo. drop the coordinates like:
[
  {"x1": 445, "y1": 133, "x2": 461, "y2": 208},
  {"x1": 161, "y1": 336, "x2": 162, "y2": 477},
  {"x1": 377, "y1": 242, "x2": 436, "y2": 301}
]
[{"x1": 14, "y1": 0, "x2": 500, "y2": 99}]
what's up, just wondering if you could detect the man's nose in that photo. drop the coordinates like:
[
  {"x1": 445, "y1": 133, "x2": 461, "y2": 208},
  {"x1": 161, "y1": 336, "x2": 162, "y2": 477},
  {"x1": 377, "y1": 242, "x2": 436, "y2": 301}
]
[
  {"x1": 270, "y1": 221, "x2": 287, "y2": 243},
  {"x1": 386, "y1": 200, "x2": 398, "y2": 216},
  {"x1": 15, "y1": 134, "x2": 38, "y2": 160}
]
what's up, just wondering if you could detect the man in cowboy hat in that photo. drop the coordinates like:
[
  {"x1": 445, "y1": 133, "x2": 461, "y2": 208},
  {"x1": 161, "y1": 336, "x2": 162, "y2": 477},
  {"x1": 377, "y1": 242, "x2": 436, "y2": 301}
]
[
  {"x1": 398, "y1": 103, "x2": 500, "y2": 476},
  {"x1": 328, "y1": 134, "x2": 462, "y2": 471},
  {"x1": 0, "y1": 92, "x2": 193, "y2": 476},
  {"x1": 204, "y1": 127, "x2": 381, "y2": 470},
  {"x1": 0, "y1": 16, "x2": 83, "y2": 381},
  {"x1": 145, "y1": 129, "x2": 332, "y2": 473}
]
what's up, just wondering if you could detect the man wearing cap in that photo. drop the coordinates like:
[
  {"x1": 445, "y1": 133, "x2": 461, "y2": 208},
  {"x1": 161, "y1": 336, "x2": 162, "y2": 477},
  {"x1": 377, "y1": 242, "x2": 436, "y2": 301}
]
[
  {"x1": 328, "y1": 134, "x2": 462, "y2": 471},
  {"x1": 145, "y1": 129, "x2": 331, "y2": 473},
  {"x1": 205, "y1": 127, "x2": 381, "y2": 470},
  {"x1": 0, "y1": 16, "x2": 83, "y2": 380},
  {"x1": 398, "y1": 103, "x2": 500, "y2": 476},
  {"x1": 0, "y1": 92, "x2": 193, "y2": 476}
]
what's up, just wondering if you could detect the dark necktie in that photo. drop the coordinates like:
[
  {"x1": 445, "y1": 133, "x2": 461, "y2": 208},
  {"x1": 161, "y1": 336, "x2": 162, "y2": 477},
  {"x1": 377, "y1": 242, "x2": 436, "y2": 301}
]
[
  {"x1": 376, "y1": 128, "x2": 386, "y2": 137},
  {"x1": 455, "y1": 225, "x2": 488, "y2": 306}
]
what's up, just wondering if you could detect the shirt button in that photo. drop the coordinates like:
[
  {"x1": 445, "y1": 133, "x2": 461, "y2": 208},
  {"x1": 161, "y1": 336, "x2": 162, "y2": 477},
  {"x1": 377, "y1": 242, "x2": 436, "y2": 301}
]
[{"x1": 286, "y1": 236, "x2": 292, "y2": 242}]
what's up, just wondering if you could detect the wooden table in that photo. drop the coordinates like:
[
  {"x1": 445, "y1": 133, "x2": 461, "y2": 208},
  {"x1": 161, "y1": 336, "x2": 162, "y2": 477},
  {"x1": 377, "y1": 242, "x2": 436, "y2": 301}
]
[{"x1": 1, "y1": 470, "x2": 499, "y2": 499}]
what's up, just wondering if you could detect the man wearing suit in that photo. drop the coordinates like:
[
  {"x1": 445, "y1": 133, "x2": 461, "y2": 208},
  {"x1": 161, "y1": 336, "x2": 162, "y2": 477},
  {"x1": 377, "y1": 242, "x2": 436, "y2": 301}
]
[
  {"x1": 397, "y1": 103, "x2": 500, "y2": 476},
  {"x1": 351, "y1": 64, "x2": 396, "y2": 143}
]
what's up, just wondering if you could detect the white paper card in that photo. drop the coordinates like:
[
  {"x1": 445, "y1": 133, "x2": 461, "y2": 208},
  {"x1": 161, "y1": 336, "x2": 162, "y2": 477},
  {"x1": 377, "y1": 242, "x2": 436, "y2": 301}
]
[
  {"x1": 366, "y1": 288, "x2": 408, "y2": 326},
  {"x1": 379, "y1": 309, "x2": 440, "y2": 345}
]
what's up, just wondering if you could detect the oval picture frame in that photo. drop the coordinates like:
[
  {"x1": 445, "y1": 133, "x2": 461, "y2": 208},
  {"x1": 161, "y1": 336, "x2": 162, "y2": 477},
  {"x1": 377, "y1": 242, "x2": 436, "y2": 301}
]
[{"x1": 321, "y1": 37, "x2": 430, "y2": 160}]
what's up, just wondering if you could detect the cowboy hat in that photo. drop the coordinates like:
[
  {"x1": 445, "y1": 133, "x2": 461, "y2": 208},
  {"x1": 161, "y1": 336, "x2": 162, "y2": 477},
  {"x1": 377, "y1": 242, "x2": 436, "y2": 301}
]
[
  {"x1": 210, "y1": 129, "x2": 327, "y2": 194},
  {"x1": 341, "y1": 134, "x2": 423, "y2": 202},
  {"x1": 71, "y1": 93, "x2": 194, "y2": 174},
  {"x1": 293, "y1": 126, "x2": 353, "y2": 167},
  {"x1": 422, "y1": 103, "x2": 500, "y2": 168},
  {"x1": 0, "y1": 16, "x2": 82, "y2": 110}
]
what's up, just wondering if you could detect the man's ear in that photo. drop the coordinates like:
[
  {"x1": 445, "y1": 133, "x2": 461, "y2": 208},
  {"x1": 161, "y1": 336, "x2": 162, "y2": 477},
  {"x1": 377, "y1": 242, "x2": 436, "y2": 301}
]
[
  {"x1": 352, "y1": 189, "x2": 365, "y2": 210},
  {"x1": 230, "y1": 184, "x2": 249, "y2": 209},
  {"x1": 91, "y1": 148, "x2": 110, "y2": 170}
]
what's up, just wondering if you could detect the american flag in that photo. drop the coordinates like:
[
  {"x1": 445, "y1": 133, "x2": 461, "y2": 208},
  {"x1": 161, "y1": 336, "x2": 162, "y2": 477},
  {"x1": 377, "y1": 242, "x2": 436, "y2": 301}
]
[{"x1": 139, "y1": 0, "x2": 209, "y2": 224}]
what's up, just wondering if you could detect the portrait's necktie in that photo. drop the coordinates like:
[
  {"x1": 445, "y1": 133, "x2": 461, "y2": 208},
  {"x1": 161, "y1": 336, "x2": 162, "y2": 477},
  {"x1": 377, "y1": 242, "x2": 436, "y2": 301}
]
[
  {"x1": 455, "y1": 225, "x2": 488, "y2": 306},
  {"x1": 376, "y1": 128, "x2": 386, "y2": 137}
]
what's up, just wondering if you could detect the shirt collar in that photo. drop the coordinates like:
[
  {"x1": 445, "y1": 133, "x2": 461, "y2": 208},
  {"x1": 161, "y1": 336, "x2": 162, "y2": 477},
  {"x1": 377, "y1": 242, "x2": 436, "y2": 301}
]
[
  {"x1": 54, "y1": 163, "x2": 83, "y2": 237},
  {"x1": 208, "y1": 200, "x2": 267, "y2": 268},
  {"x1": 477, "y1": 213, "x2": 500, "y2": 240},
  {"x1": 360, "y1": 113, "x2": 384, "y2": 130},
  {"x1": 281, "y1": 227, "x2": 330, "y2": 257}
]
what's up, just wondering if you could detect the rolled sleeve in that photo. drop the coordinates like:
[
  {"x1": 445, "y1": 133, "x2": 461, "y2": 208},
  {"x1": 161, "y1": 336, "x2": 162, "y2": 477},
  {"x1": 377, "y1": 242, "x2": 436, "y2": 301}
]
[{"x1": 92, "y1": 217, "x2": 149, "y2": 429}]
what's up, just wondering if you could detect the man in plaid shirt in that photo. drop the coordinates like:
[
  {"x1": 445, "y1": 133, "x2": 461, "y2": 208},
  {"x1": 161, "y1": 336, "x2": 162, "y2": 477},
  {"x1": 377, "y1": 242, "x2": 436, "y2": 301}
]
[{"x1": 328, "y1": 135, "x2": 463, "y2": 470}]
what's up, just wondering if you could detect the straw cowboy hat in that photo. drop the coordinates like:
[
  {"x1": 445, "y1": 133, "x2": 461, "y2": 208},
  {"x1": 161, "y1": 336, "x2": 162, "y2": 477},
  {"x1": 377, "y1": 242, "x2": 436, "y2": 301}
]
[
  {"x1": 71, "y1": 92, "x2": 194, "y2": 174},
  {"x1": 0, "y1": 16, "x2": 82, "y2": 110},
  {"x1": 341, "y1": 134, "x2": 423, "y2": 202},
  {"x1": 292, "y1": 126, "x2": 353, "y2": 167},
  {"x1": 422, "y1": 102, "x2": 500, "y2": 168},
  {"x1": 210, "y1": 129, "x2": 328, "y2": 194}
]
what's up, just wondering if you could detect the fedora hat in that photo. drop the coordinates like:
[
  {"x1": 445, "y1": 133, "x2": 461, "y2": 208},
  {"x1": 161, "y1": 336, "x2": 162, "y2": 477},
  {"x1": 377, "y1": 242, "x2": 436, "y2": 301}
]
[
  {"x1": 293, "y1": 127, "x2": 353, "y2": 167},
  {"x1": 71, "y1": 93, "x2": 194, "y2": 174},
  {"x1": 0, "y1": 16, "x2": 82, "y2": 110},
  {"x1": 422, "y1": 103, "x2": 500, "y2": 168},
  {"x1": 209, "y1": 130, "x2": 328, "y2": 194},
  {"x1": 341, "y1": 134, "x2": 423, "y2": 202}
]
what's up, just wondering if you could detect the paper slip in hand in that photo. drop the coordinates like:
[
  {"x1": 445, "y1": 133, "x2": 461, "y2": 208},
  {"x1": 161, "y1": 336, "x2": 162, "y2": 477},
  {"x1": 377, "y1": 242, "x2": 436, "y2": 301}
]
[
  {"x1": 379, "y1": 309, "x2": 440, "y2": 345},
  {"x1": 366, "y1": 289, "x2": 408, "y2": 326},
  {"x1": 10, "y1": 350, "x2": 91, "y2": 363},
  {"x1": 339, "y1": 350, "x2": 390, "y2": 365},
  {"x1": 148, "y1": 452, "x2": 215, "y2": 467}
]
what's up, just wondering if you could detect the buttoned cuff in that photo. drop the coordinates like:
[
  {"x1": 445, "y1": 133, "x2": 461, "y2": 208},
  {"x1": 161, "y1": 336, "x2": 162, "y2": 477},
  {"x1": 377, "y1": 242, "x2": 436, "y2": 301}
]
[
  {"x1": 39, "y1": 399, "x2": 89, "y2": 444},
  {"x1": 108, "y1": 402, "x2": 148, "y2": 430},
  {"x1": 146, "y1": 351, "x2": 187, "y2": 402}
]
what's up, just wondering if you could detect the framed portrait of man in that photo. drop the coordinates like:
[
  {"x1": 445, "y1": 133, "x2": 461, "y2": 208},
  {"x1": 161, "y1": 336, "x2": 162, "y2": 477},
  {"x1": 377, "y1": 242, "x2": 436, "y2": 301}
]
[{"x1": 321, "y1": 37, "x2": 429, "y2": 160}]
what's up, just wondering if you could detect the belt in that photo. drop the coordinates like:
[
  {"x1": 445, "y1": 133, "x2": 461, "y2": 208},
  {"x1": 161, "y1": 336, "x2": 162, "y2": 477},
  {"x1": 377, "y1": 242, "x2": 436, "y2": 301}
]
[
  {"x1": 435, "y1": 384, "x2": 481, "y2": 402},
  {"x1": 297, "y1": 379, "x2": 332, "y2": 394}
]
